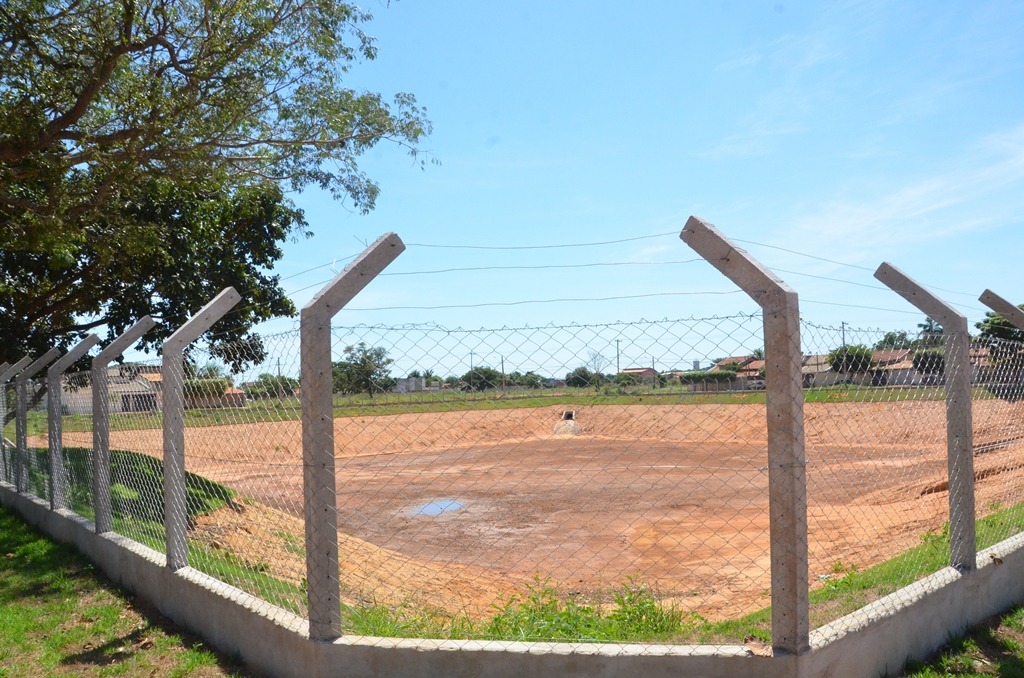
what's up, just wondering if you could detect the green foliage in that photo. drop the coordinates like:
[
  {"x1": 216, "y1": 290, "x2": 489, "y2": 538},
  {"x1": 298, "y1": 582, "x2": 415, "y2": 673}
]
[
  {"x1": 917, "y1": 317, "x2": 944, "y2": 347},
  {"x1": 184, "y1": 377, "x2": 231, "y2": 398},
  {"x1": 565, "y1": 366, "x2": 602, "y2": 388},
  {"x1": 874, "y1": 330, "x2": 912, "y2": 350},
  {"x1": 482, "y1": 577, "x2": 691, "y2": 643},
  {"x1": 613, "y1": 372, "x2": 643, "y2": 387},
  {"x1": 332, "y1": 342, "x2": 395, "y2": 399},
  {"x1": 977, "y1": 306, "x2": 1024, "y2": 343},
  {"x1": 0, "y1": 0, "x2": 431, "y2": 364},
  {"x1": 461, "y1": 366, "x2": 503, "y2": 391},
  {"x1": 507, "y1": 371, "x2": 543, "y2": 389},
  {"x1": 827, "y1": 344, "x2": 873, "y2": 373},
  {"x1": 913, "y1": 349, "x2": 945, "y2": 375},
  {"x1": 245, "y1": 373, "x2": 300, "y2": 399},
  {"x1": 677, "y1": 370, "x2": 736, "y2": 384}
]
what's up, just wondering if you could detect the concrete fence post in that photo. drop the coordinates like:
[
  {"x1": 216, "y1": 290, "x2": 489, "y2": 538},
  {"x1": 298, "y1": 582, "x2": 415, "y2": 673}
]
[
  {"x1": 47, "y1": 335, "x2": 100, "y2": 510},
  {"x1": 680, "y1": 216, "x2": 810, "y2": 655},
  {"x1": 0, "y1": 356, "x2": 32, "y2": 484},
  {"x1": 91, "y1": 317, "x2": 158, "y2": 534},
  {"x1": 15, "y1": 348, "x2": 60, "y2": 494},
  {"x1": 876, "y1": 263, "x2": 975, "y2": 570},
  {"x1": 979, "y1": 290, "x2": 1024, "y2": 331},
  {"x1": 163, "y1": 290, "x2": 241, "y2": 570},
  {"x1": 301, "y1": 232, "x2": 405, "y2": 641}
]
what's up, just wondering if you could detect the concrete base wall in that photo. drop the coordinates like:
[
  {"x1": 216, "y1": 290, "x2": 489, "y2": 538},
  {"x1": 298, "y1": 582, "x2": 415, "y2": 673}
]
[{"x1": 3, "y1": 481, "x2": 1023, "y2": 678}]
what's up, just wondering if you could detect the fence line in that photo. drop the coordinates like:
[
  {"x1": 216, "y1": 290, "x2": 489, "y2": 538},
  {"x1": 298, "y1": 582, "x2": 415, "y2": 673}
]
[{"x1": 3, "y1": 220, "x2": 1024, "y2": 677}]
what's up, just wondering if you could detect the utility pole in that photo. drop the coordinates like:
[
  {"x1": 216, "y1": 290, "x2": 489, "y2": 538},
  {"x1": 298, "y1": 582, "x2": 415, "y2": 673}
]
[
  {"x1": 615, "y1": 339, "x2": 621, "y2": 374},
  {"x1": 500, "y1": 355, "x2": 506, "y2": 394},
  {"x1": 841, "y1": 321, "x2": 847, "y2": 348},
  {"x1": 276, "y1": 357, "x2": 283, "y2": 399}
]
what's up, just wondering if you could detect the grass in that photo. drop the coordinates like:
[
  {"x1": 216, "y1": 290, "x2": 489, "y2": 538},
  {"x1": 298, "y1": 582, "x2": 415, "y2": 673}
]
[
  {"x1": 900, "y1": 605, "x2": 1024, "y2": 676},
  {"x1": 0, "y1": 505, "x2": 254, "y2": 677},
  {"x1": 2, "y1": 445, "x2": 307, "y2": 617},
  {"x1": 7, "y1": 496, "x2": 1024, "y2": 677},
  {"x1": 7, "y1": 381, "x2": 986, "y2": 438}
]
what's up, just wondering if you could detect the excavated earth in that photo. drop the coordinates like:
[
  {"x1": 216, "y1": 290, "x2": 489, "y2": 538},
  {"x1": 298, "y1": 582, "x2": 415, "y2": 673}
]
[{"x1": 48, "y1": 399, "x2": 1024, "y2": 620}]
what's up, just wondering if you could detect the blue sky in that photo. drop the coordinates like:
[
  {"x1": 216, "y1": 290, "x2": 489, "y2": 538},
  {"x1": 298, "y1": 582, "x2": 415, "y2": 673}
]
[{"x1": 259, "y1": 1, "x2": 1024, "y2": 365}]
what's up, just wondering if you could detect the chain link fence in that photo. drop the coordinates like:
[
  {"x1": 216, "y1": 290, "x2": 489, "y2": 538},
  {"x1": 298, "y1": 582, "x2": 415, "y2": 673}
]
[{"x1": 6, "y1": 313, "x2": 1024, "y2": 651}]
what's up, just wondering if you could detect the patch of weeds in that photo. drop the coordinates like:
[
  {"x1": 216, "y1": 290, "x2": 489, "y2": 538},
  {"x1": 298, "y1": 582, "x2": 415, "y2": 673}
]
[{"x1": 274, "y1": 529, "x2": 306, "y2": 557}]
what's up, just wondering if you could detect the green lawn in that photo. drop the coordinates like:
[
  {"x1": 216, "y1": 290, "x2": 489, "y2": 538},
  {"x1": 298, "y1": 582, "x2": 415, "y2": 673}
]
[
  {"x1": 0, "y1": 505, "x2": 255, "y2": 677},
  {"x1": 4, "y1": 499, "x2": 1024, "y2": 675}
]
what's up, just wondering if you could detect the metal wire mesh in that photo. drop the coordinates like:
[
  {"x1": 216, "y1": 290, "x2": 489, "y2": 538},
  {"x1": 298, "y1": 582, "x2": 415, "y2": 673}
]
[
  {"x1": 322, "y1": 316, "x2": 772, "y2": 644},
  {"x1": 8, "y1": 312, "x2": 1024, "y2": 651},
  {"x1": 805, "y1": 326, "x2": 1024, "y2": 642},
  {"x1": 180, "y1": 332, "x2": 307, "y2": 617}
]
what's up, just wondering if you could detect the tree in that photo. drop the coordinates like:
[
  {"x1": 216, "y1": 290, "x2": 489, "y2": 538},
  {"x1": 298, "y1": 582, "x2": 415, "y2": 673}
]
[
  {"x1": 507, "y1": 371, "x2": 541, "y2": 389},
  {"x1": 586, "y1": 350, "x2": 609, "y2": 374},
  {"x1": 874, "y1": 330, "x2": 912, "y2": 351},
  {"x1": 827, "y1": 344, "x2": 873, "y2": 374},
  {"x1": 566, "y1": 366, "x2": 600, "y2": 389},
  {"x1": 613, "y1": 372, "x2": 642, "y2": 387},
  {"x1": 461, "y1": 366, "x2": 502, "y2": 391},
  {"x1": 332, "y1": 343, "x2": 394, "y2": 398},
  {"x1": 0, "y1": 0, "x2": 430, "y2": 363},
  {"x1": 917, "y1": 317, "x2": 944, "y2": 347},
  {"x1": 976, "y1": 304, "x2": 1024, "y2": 401},
  {"x1": 1, "y1": 180, "x2": 302, "y2": 366},
  {"x1": 913, "y1": 349, "x2": 945, "y2": 376},
  {"x1": 751, "y1": 347, "x2": 765, "y2": 360},
  {"x1": 245, "y1": 372, "x2": 299, "y2": 399},
  {"x1": 976, "y1": 306, "x2": 1024, "y2": 344},
  {"x1": 193, "y1": 362, "x2": 229, "y2": 380}
]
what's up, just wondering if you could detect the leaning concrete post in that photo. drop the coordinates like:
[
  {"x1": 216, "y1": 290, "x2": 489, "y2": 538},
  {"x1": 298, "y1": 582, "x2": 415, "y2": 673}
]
[
  {"x1": 47, "y1": 335, "x2": 100, "y2": 510},
  {"x1": 163, "y1": 290, "x2": 240, "y2": 570},
  {"x1": 302, "y1": 232, "x2": 405, "y2": 641},
  {"x1": 681, "y1": 216, "x2": 809, "y2": 655},
  {"x1": 0, "y1": 357, "x2": 32, "y2": 483},
  {"x1": 92, "y1": 317, "x2": 157, "y2": 533},
  {"x1": 15, "y1": 349, "x2": 60, "y2": 494},
  {"x1": 979, "y1": 290, "x2": 1024, "y2": 331},
  {"x1": 876, "y1": 263, "x2": 975, "y2": 571}
]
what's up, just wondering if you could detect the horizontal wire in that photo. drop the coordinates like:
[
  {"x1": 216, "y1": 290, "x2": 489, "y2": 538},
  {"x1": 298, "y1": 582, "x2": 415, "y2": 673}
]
[
  {"x1": 735, "y1": 237, "x2": 980, "y2": 299},
  {"x1": 380, "y1": 259, "x2": 703, "y2": 276},
  {"x1": 278, "y1": 253, "x2": 360, "y2": 281},
  {"x1": 345, "y1": 290, "x2": 746, "y2": 311},
  {"x1": 802, "y1": 299, "x2": 922, "y2": 315},
  {"x1": 405, "y1": 231, "x2": 677, "y2": 250},
  {"x1": 732, "y1": 238, "x2": 876, "y2": 272}
]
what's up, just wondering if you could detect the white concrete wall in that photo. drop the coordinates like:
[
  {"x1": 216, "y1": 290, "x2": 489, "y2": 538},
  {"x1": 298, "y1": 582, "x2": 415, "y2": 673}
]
[{"x1": 5, "y1": 477, "x2": 1024, "y2": 677}]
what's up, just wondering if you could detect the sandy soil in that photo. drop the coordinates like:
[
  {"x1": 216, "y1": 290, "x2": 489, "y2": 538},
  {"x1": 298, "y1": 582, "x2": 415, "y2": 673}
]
[{"x1": 47, "y1": 399, "x2": 1024, "y2": 621}]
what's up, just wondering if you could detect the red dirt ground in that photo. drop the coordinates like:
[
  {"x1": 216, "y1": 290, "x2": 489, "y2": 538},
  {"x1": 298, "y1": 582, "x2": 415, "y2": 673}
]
[{"x1": 49, "y1": 399, "x2": 1024, "y2": 620}]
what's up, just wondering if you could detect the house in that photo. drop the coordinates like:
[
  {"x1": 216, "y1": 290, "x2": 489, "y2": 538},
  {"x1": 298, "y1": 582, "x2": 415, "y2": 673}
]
[
  {"x1": 619, "y1": 367, "x2": 657, "y2": 381},
  {"x1": 709, "y1": 356, "x2": 763, "y2": 389},
  {"x1": 801, "y1": 354, "x2": 840, "y2": 388},
  {"x1": 392, "y1": 376, "x2": 426, "y2": 393},
  {"x1": 711, "y1": 356, "x2": 754, "y2": 373},
  {"x1": 61, "y1": 365, "x2": 162, "y2": 415},
  {"x1": 869, "y1": 349, "x2": 920, "y2": 386}
]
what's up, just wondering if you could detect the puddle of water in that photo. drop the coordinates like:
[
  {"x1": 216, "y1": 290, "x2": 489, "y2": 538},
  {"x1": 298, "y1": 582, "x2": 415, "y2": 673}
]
[{"x1": 412, "y1": 499, "x2": 464, "y2": 517}]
